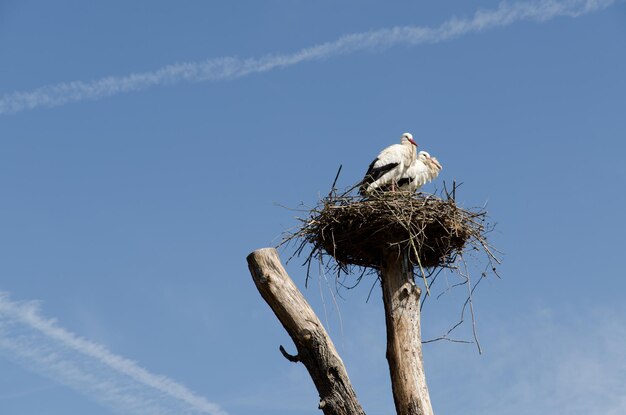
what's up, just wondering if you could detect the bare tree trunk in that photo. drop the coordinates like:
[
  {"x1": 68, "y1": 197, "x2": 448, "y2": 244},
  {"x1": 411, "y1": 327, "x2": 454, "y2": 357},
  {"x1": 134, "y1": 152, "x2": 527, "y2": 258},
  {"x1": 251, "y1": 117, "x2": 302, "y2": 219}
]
[
  {"x1": 247, "y1": 248, "x2": 366, "y2": 415},
  {"x1": 381, "y1": 250, "x2": 434, "y2": 415}
]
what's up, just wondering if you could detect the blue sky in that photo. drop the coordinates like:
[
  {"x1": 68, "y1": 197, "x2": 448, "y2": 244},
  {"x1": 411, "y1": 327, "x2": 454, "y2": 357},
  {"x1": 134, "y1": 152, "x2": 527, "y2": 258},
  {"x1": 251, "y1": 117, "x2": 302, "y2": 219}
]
[{"x1": 1, "y1": 1, "x2": 625, "y2": 414}]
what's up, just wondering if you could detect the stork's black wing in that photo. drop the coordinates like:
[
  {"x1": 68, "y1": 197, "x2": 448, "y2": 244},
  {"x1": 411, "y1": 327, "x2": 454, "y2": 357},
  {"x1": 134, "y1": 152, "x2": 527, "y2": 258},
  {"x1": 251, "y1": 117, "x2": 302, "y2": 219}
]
[{"x1": 359, "y1": 158, "x2": 399, "y2": 195}]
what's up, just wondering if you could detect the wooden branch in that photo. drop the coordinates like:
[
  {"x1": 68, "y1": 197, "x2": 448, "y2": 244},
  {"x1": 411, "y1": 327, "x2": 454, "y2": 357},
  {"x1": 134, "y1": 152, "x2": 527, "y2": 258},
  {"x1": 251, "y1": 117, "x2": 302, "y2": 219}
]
[
  {"x1": 247, "y1": 248, "x2": 366, "y2": 415},
  {"x1": 381, "y1": 251, "x2": 434, "y2": 415}
]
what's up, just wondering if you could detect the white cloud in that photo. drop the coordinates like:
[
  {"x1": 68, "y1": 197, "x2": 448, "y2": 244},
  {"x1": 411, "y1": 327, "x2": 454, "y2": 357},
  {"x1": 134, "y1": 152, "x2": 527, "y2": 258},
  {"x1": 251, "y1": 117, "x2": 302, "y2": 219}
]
[
  {"x1": 0, "y1": 0, "x2": 616, "y2": 115},
  {"x1": 0, "y1": 292, "x2": 227, "y2": 415}
]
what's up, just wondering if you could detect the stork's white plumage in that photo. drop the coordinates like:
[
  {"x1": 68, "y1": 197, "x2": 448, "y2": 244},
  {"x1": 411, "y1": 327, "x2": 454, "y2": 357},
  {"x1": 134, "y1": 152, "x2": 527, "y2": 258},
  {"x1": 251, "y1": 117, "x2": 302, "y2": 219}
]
[
  {"x1": 359, "y1": 133, "x2": 418, "y2": 195},
  {"x1": 395, "y1": 151, "x2": 443, "y2": 192}
]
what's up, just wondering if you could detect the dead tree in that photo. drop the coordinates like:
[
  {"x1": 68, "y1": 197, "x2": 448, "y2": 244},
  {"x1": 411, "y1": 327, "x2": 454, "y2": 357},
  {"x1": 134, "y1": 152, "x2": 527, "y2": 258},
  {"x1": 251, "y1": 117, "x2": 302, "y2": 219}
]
[
  {"x1": 381, "y1": 251, "x2": 433, "y2": 415},
  {"x1": 247, "y1": 247, "x2": 433, "y2": 415},
  {"x1": 248, "y1": 191, "x2": 495, "y2": 414}
]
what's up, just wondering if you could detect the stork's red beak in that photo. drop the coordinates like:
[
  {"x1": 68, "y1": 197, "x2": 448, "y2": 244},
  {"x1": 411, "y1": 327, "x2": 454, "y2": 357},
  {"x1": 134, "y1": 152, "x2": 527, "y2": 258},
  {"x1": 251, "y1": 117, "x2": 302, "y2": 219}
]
[{"x1": 409, "y1": 138, "x2": 417, "y2": 147}]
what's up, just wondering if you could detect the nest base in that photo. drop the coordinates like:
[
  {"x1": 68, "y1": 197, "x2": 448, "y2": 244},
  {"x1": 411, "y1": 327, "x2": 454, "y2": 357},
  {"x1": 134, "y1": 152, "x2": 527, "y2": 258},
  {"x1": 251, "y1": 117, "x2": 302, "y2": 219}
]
[{"x1": 293, "y1": 191, "x2": 484, "y2": 270}]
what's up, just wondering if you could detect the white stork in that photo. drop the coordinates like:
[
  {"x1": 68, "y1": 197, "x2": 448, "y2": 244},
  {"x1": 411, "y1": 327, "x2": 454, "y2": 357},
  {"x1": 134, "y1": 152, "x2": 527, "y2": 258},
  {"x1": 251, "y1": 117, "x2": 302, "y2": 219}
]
[
  {"x1": 395, "y1": 151, "x2": 443, "y2": 192},
  {"x1": 359, "y1": 132, "x2": 418, "y2": 195}
]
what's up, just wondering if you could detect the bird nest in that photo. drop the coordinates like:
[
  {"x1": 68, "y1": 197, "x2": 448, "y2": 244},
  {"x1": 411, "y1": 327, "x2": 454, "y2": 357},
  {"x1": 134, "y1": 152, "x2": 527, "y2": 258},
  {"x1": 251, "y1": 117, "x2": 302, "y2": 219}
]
[{"x1": 284, "y1": 185, "x2": 493, "y2": 273}]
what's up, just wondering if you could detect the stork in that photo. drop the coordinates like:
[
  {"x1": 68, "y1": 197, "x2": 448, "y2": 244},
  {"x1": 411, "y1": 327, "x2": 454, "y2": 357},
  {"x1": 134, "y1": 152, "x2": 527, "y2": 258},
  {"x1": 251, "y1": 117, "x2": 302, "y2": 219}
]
[
  {"x1": 359, "y1": 132, "x2": 418, "y2": 195},
  {"x1": 376, "y1": 151, "x2": 442, "y2": 192},
  {"x1": 395, "y1": 151, "x2": 443, "y2": 192}
]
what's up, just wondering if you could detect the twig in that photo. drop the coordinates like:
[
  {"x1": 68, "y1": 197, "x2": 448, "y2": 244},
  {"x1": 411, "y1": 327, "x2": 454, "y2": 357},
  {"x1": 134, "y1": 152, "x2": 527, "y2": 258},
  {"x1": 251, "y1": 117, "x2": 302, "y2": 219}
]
[{"x1": 279, "y1": 345, "x2": 300, "y2": 362}]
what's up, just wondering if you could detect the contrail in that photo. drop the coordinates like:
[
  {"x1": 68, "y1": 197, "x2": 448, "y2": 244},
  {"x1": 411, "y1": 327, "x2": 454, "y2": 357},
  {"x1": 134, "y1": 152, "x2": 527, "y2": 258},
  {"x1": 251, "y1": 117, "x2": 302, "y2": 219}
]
[
  {"x1": 0, "y1": 292, "x2": 227, "y2": 415},
  {"x1": 0, "y1": 0, "x2": 615, "y2": 115}
]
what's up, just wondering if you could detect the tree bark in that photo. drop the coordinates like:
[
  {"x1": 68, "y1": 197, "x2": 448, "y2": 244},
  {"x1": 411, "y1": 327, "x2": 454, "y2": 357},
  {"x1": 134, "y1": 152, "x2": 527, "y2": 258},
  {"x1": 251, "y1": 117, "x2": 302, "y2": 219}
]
[
  {"x1": 381, "y1": 250, "x2": 434, "y2": 415},
  {"x1": 247, "y1": 248, "x2": 366, "y2": 415}
]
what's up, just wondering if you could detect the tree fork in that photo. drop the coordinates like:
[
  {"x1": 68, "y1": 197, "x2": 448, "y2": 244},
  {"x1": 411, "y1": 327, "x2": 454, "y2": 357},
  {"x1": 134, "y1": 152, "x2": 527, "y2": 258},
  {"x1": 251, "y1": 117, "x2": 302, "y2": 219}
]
[{"x1": 247, "y1": 248, "x2": 366, "y2": 415}]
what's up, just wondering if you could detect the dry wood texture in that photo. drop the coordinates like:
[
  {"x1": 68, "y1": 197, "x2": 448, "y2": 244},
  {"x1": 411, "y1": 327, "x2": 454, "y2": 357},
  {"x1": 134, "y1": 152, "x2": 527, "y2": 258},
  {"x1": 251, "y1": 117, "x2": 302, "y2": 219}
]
[
  {"x1": 247, "y1": 248, "x2": 365, "y2": 415},
  {"x1": 381, "y1": 250, "x2": 434, "y2": 415}
]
